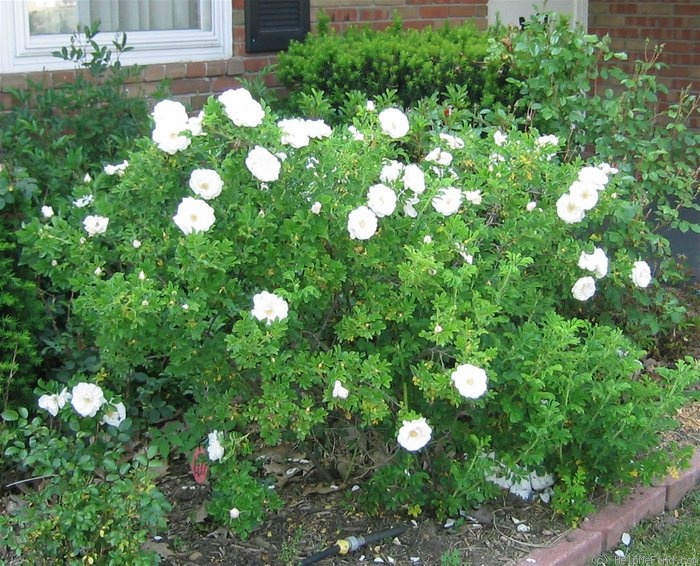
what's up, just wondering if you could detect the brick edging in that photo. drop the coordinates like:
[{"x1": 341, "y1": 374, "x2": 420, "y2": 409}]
[{"x1": 516, "y1": 449, "x2": 700, "y2": 566}]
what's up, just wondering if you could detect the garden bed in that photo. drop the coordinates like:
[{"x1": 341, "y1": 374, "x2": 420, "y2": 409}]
[{"x1": 147, "y1": 290, "x2": 700, "y2": 566}]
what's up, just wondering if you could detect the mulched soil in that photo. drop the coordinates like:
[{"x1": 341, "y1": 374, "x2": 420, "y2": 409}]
[
  {"x1": 152, "y1": 286, "x2": 700, "y2": 566},
  {"x1": 155, "y1": 454, "x2": 572, "y2": 566}
]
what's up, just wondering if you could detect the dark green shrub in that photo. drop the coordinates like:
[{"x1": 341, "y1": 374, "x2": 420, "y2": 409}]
[
  {"x1": 0, "y1": 223, "x2": 45, "y2": 408},
  {"x1": 276, "y1": 15, "x2": 509, "y2": 120},
  {"x1": 0, "y1": 21, "x2": 154, "y2": 206}
]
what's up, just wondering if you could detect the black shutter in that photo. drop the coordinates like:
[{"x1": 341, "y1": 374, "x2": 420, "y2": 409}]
[{"x1": 245, "y1": 0, "x2": 310, "y2": 53}]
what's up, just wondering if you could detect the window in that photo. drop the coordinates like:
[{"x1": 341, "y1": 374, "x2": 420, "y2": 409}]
[
  {"x1": 488, "y1": 0, "x2": 588, "y2": 29},
  {"x1": 0, "y1": 0, "x2": 232, "y2": 73}
]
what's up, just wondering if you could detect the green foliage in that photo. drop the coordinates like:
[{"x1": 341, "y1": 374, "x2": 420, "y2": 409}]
[
  {"x1": 0, "y1": 216, "x2": 45, "y2": 408},
  {"x1": 0, "y1": 398, "x2": 170, "y2": 564},
  {"x1": 276, "y1": 17, "x2": 508, "y2": 121},
  {"x1": 0, "y1": 21, "x2": 153, "y2": 207},
  {"x1": 16, "y1": 86, "x2": 697, "y2": 531},
  {"x1": 485, "y1": 12, "x2": 700, "y2": 345},
  {"x1": 208, "y1": 460, "x2": 283, "y2": 539}
]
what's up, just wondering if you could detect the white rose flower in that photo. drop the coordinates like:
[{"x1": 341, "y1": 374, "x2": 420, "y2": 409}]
[
  {"x1": 348, "y1": 125, "x2": 365, "y2": 141},
  {"x1": 578, "y1": 166, "x2": 609, "y2": 189},
  {"x1": 41, "y1": 205, "x2": 54, "y2": 218},
  {"x1": 73, "y1": 195, "x2": 94, "y2": 208},
  {"x1": 229, "y1": 508, "x2": 241, "y2": 520},
  {"x1": 423, "y1": 235, "x2": 432, "y2": 244},
  {"x1": 439, "y1": 132, "x2": 465, "y2": 149},
  {"x1": 311, "y1": 201, "x2": 322, "y2": 214},
  {"x1": 71, "y1": 382, "x2": 106, "y2": 418},
  {"x1": 332, "y1": 380, "x2": 349, "y2": 399},
  {"x1": 378, "y1": 107, "x2": 410, "y2": 139},
  {"x1": 101, "y1": 402, "x2": 126, "y2": 427},
  {"x1": 451, "y1": 364, "x2": 488, "y2": 399},
  {"x1": 556, "y1": 193, "x2": 585, "y2": 224},
  {"x1": 252, "y1": 291, "x2": 289, "y2": 324},
  {"x1": 132, "y1": 239, "x2": 142, "y2": 249},
  {"x1": 152, "y1": 99, "x2": 189, "y2": 125},
  {"x1": 432, "y1": 187, "x2": 463, "y2": 216},
  {"x1": 189, "y1": 168, "x2": 224, "y2": 200},
  {"x1": 598, "y1": 162, "x2": 619, "y2": 176},
  {"x1": 104, "y1": 160, "x2": 129, "y2": 177},
  {"x1": 631, "y1": 261, "x2": 652, "y2": 288},
  {"x1": 464, "y1": 190, "x2": 483, "y2": 205},
  {"x1": 578, "y1": 247, "x2": 608, "y2": 279},
  {"x1": 347, "y1": 206, "x2": 378, "y2": 240},
  {"x1": 218, "y1": 88, "x2": 265, "y2": 127},
  {"x1": 366, "y1": 100, "x2": 376, "y2": 111},
  {"x1": 207, "y1": 430, "x2": 225, "y2": 462},
  {"x1": 83, "y1": 173, "x2": 92, "y2": 183},
  {"x1": 380, "y1": 160, "x2": 404, "y2": 183},
  {"x1": 367, "y1": 184, "x2": 397, "y2": 218},
  {"x1": 38, "y1": 388, "x2": 70, "y2": 417},
  {"x1": 493, "y1": 130, "x2": 507, "y2": 146},
  {"x1": 572, "y1": 276, "x2": 596, "y2": 301},
  {"x1": 152, "y1": 124, "x2": 191, "y2": 154},
  {"x1": 425, "y1": 147, "x2": 453, "y2": 166},
  {"x1": 535, "y1": 134, "x2": 559, "y2": 147},
  {"x1": 526, "y1": 201, "x2": 537, "y2": 212},
  {"x1": 397, "y1": 417, "x2": 432, "y2": 452},
  {"x1": 568, "y1": 180, "x2": 599, "y2": 211},
  {"x1": 403, "y1": 196, "x2": 419, "y2": 218},
  {"x1": 186, "y1": 111, "x2": 205, "y2": 136},
  {"x1": 305, "y1": 118, "x2": 332, "y2": 139},
  {"x1": 83, "y1": 215, "x2": 109, "y2": 236},
  {"x1": 278, "y1": 118, "x2": 310, "y2": 148},
  {"x1": 402, "y1": 163, "x2": 426, "y2": 194},
  {"x1": 173, "y1": 197, "x2": 216, "y2": 235},
  {"x1": 245, "y1": 146, "x2": 281, "y2": 182}
]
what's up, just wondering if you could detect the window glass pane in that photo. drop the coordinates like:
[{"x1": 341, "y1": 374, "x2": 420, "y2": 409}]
[
  {"x1": 28, "y1": 0, "x2": 80, "y2": 34},
  {"x1": 28, "y1": 0, "x2": 211, "y2": 35}
]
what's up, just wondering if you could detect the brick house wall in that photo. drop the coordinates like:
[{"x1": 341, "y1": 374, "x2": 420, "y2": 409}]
[
  {"x1": 0, "y1": 0, "x2": 697, "y2": 120},
  {"x1": 588, "y1": 0, "x2": 700, "y2": 130},
  {"x1": 0, "y1": 1, "x2": 488, "y2": 111}
]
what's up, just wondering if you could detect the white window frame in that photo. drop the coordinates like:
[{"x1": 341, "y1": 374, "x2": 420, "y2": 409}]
[
  {"x1": 0, "y1": 0, "x2": 232, "y2": 74},
  {"x1": 488, "y1": 0, "x2": 588, "y2": 30}
]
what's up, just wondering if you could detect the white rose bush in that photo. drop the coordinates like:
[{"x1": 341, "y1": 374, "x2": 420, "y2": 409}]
[{"x1": 17, "y1": 87, "x2": 698, "y2": 533}]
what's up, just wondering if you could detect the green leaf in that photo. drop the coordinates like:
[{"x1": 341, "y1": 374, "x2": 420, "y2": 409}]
[{"x1": 1, "y1": 409, "x2": 19, "y2": 421}]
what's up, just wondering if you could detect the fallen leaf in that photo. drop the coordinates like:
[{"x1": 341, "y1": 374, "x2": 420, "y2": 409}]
[
  {"x1": 141, "y1": 540, "x2": 175, "y2": 558},
  {"x1": 193, "y1": 501, "x2": 208, "y2": 523}
]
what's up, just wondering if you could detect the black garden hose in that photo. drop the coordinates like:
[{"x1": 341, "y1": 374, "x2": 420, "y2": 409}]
[{"x1": 299, "y1": 524, "x2": 409, "y2": 565}]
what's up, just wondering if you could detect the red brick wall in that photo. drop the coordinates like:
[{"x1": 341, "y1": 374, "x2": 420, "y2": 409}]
[
  {"x1": 3, "y1": 0, "x2": 696, "y2": 123},
  {"x1": 0, "y1": 1, "x2": 487, "y2": 111},
  {"x1": 589, "y1": 0, "x2": 700, "y2": 128}
]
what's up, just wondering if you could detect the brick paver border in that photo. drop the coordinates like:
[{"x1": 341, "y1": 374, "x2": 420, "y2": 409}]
[{"x1": 516, "y1": 450, "x2": 700, "y2": 566}]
